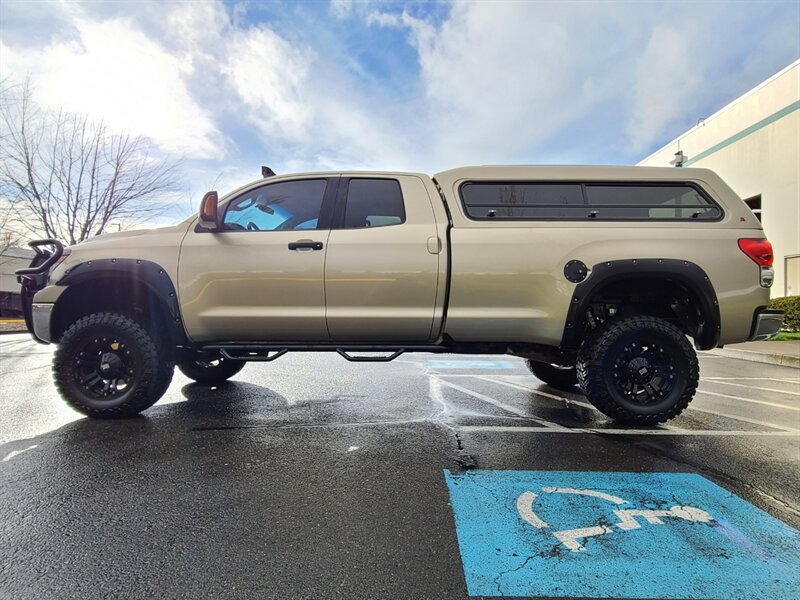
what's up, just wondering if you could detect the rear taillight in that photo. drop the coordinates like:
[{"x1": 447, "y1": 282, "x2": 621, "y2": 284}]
[
  {"x1": 738, "y1": 238, "x2": 774, "y2": 287},
  {"x1": 738, "y1": 238, "x2": 773, "y2": 266}
]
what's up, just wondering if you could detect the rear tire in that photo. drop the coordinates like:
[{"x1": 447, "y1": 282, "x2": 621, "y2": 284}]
[
  {"x1": 525, "y1": 360, "x2": 578, "y2": 390},
  {"x1": 177, "y1": 352, "x2": 245, "y2": 385},
  {"x1": 576, "y1": 315, "x2": 699, "y2": 424},
  {"x1": 54, "y1": 312, "x2": 169, "y2": 418}
]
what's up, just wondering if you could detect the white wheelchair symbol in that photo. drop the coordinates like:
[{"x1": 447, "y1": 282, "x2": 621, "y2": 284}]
[{"x1": 517, "y1": 487, "x2": 713, "y2": 552}]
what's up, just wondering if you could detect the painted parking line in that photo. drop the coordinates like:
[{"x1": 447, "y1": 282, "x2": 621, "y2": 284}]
[
  {"x1": 701, "y1": 379, "x2": 800, "y2": 397},
  {"x1": 427, "y1": 359, "x2": 515, "y2": 369},
  {"x1": 457, "y1": 425, "x2": 799, "y2": 436},
  {"x1": 471, "y1": 374, "x2": 799, "y2": 433},
  {"x1": 703, "y1": 377, "x2": 800, "y2": 382},
  {"x1": 444, "y1": 470, "x2": 800, "y2": 598},
  {"x1": 696, "y1": 388, "x2": 800, "y2": 411},
  {"x1": 687, "y1": 404, "x2": 800, "y2": 432},
  {"x1": 435, "y1": 377, "x2": 567, "y2": 429},
  {"x1": 438, "y1": 375, "x2": 800, "y2": 435},
  {"x1": 467, "y1": 375, "x2": 689, "y2": 431}
]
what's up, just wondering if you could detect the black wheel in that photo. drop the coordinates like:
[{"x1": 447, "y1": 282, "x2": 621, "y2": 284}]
[
  {"x1": 54, "y1": 312, "x2": 171, "y2": 418},
  {"x1": 576, "y1": 315, "x2": 699, "y2": 424},
  {"x1": 526, "y1": 360, "x2": 578, "y2": 390},
  {"x1": 177, "y1": 352, "x2": 245, "y2": 385}
]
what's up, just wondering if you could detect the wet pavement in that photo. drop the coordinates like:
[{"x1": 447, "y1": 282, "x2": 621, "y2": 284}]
[{"x1": 1, "y1": 333, "x2": 798, "y2": 599}]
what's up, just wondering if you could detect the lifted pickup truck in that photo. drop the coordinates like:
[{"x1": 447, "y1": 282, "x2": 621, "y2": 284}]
[{"x1": 17, "y1": 165, "x2": 782, "y2": 423}]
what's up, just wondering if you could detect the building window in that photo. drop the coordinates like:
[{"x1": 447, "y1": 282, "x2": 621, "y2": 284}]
[
  {"x1": 744, "y1": 195, "x2": 762, "y2": 222},
  {"x1": 786, "y1": 255, "x2": 799, "y2": 297}
]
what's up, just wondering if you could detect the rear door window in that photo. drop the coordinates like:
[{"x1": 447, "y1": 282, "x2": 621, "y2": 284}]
[{"x1": 342, "y1": 179, "x2": 406, "y2": 228}]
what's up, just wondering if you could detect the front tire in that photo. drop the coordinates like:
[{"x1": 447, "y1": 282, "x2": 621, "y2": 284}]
[
  {"x1": 525, "y1": 360, "x2": 578, "y2": 390},
  {"x1": 54, "y1": 312, "x2": 170, "y2": 418},
  {"x1": 177, "y1": 352, "x2": 245, "y2": 385},
  {"x1": 576, "y1": 316, "x2": 699, "y2": 425}
]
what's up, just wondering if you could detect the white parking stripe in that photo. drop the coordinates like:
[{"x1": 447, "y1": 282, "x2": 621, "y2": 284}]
[
  {"x1": 462, "y1": 374, "x2": 800, "y2": 433},
  {"x1": 703, "y1": 377, "x2": 797, "y2": 380},
  {"x1": 701, "y1": 379, "x2": 800, "y2": 397},
  {"x1": 436, "y1": 378, "x2": 568, "y2": 430},
  {"x1": 457, "y1": 425, "x2": 798, "y2": 437},
  {"x1": 473, "y1": 375, "x2": 688, "y2": 432},
  {"x1": 474, "y1": 375, "x2": 595, "y2": 409},
  {"x1": 686, "y1": 405, "x2": 799, "y2": 432},
  {"x1": 697, "y1": 388, "x2": 800, "y2": 411}
]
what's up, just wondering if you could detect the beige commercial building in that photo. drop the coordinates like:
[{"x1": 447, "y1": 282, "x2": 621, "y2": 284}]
[{"x1": 639, "y1": 59, "x2": 799, "y2": 297}]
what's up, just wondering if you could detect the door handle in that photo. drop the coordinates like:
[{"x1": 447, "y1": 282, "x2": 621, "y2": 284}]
[{"x1": 288, "y1": 240, "x2": 324, "y2": 251}]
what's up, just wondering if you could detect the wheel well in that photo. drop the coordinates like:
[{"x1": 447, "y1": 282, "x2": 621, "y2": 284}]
[
  {"x1": 51, "y1": 277, "x2": 173, "y2": 344},
  {"x1": 580, "y1": 276, "x2": 711, "y2": 346}
]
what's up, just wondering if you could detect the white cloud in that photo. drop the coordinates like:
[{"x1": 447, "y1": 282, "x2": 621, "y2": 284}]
[
  {"x1": 2, "y1": 0, "x2": 797, "y2": 190},
  {"x1": 223, "y1": 26, "x2": 315, "y2": 142},
  {"x1": 627, "y1": 27, "x2": 701, "y2": 153},
  {"x1": 371, "y1": 0, "x2": 799, "y2": 165},
  {"x1": 0, "y1": 16, "x2": 222, "y2": 159},
  {"x1": 330, "y1": 0, "x2": 355, "y2": 20},
  {"x1": 372, "y1": 2, "x2": 632, "y2": 166}
]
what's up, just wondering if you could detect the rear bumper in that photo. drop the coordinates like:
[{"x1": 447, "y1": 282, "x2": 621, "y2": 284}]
[
  {"x1": 30, "y1": 303, "x2": 54, "y2": 344},
  {"x1": 748, "y1": 309, "x2": 783, "y2": 341}
]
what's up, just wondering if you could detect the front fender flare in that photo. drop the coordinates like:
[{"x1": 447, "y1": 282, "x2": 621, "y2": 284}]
[{"x1": 56, "y1": 258, "x2": 188, "y2": 344}]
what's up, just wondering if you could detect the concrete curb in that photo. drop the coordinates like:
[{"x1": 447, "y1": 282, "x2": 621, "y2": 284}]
[{"x1": 706, "y1": 347, "x2": 800, "y2": 369}]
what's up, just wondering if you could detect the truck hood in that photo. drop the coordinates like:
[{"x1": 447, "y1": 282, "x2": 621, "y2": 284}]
[{"x1": 72, "y1": 223, "x2": 191, "y2": 250}]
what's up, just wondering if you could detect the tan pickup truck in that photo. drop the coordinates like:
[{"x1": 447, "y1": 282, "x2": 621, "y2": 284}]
[{"x1": 17, "y1": 165, "x2": 782, "y2": 423}]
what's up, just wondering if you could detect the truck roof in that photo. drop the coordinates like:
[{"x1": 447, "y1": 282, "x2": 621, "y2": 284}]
[{"x1": 433, "y1": 165, "x2": 717, "y2": 181}]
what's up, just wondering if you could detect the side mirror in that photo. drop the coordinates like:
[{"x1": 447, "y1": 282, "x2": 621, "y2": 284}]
[{"x1": 198, "y1": 191, "x2": 219, "y2": 231}]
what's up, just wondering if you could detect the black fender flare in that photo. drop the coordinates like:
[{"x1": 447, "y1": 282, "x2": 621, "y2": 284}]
[
  {"x1": 560, "y1": 258, "x2": 720, "y2": 351},
  {"x1": 56, "y1": 258, "x2": 188, "y2": 344}
]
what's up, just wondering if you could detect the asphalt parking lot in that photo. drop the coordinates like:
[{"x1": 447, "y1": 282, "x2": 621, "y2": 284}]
[{"x1": 1, "y1": 333, "x2": 798, "y2": 599}]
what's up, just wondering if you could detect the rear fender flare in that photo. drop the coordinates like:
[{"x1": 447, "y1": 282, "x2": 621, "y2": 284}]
[{"x1": 560, "y1": 258, "x2": 720, "y2": 351}]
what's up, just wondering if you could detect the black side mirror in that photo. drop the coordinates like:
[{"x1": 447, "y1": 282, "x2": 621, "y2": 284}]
[{"x1": 198, "y1": 191, "x2": 219, "y2": 231}]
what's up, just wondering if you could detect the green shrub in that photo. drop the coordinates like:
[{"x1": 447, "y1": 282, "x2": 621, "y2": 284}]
[{"x1": 768, "y1": 296, "x2": 800, "y2": 332}]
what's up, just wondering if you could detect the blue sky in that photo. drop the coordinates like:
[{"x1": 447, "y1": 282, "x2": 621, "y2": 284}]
[{"x1": 1, "y1": 0, "x2": 798, "y2": 222}]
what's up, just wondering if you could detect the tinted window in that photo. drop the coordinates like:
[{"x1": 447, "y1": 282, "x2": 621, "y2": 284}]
[
  {"x1": 223, "y1": 179, "x2": 327, "y2": 231},
  {"x1": 585, "y1": 185, "x2": 720, "y2": 219},
  {"x1": 343, "y1": 179, "x2": 405, "y2": 228},
  {"x1": 459, "y1": 181, "x2": 721, "y2": 220},
  {"x1": 461, "y1": 183, "x2": 584, "y2": 219}
]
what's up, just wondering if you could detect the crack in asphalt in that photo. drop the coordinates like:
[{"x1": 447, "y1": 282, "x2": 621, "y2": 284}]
[
  {"x1": 492, "y1": 554, "x2": 536, "y2": 596},
  {"x1": 597, "y1": 434, "x2": 800, "y2": 520}
]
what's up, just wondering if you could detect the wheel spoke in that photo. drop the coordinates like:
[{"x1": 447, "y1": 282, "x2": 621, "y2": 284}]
[{"x1": 82, "y1": 372, "x2": 103, "y2": 386}]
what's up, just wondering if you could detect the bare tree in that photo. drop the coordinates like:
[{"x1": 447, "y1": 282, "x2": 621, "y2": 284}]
[
  {"x1": 0, "y1": 79, "x2": 182, "y2": 245},
  {"x1": 0, "y1": 207, "x2": 22, "y2": 254}
]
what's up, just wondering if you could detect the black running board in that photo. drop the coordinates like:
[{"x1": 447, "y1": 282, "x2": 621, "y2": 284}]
[{"x1": 203, "y1": 344, "x2": 448, "y2": 363}]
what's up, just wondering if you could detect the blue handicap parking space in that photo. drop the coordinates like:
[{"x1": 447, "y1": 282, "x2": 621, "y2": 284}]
[
  {"x1": 444, "y1": 470, "x2": 800, "y2": 599},
  {"x1": 427, "y1": 360, "x2": 515, "y2": 370}
]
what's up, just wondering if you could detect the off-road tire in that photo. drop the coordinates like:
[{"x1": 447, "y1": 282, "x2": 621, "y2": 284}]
[
  {"x1": 54, "y1": 312, "x2": 169, "y2": 418},
  {"x1": 177, "y1": 353, "x2": 245, "y2": 385},
  {"x1": 152, "y1": 351, "x2": 175, "y2": 400},
  {"x1": 576, "y1": 315, "x2": 699, "y2": 424},
  {"x1": 526, "y1": 360, "x2": 578, "y2": 390}
]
